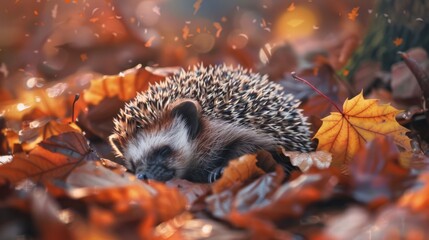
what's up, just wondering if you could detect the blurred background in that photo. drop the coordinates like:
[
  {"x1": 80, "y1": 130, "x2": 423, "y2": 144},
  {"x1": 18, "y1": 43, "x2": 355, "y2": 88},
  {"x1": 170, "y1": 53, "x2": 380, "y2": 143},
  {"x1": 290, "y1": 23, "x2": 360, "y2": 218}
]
[{"x1": 0, "y1": 1, "x2": 384, "y2": 88}]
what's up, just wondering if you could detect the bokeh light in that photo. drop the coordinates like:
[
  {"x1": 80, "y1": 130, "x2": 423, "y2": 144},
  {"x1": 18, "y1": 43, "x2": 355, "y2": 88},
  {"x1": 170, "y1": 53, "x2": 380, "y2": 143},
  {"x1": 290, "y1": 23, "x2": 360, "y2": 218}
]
[{"x1": 274, "y1": 6, "x2": 317, "y2": 40}]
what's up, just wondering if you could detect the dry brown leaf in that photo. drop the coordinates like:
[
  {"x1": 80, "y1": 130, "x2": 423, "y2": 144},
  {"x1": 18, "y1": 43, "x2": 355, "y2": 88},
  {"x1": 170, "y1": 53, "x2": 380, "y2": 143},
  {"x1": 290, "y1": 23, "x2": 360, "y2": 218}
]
[
  {"x1": 63, "y1": 161, "x2": 186, "y2": 239},
  {"x1": 0, "y1": 132, "x2": 97, "y2": 185},
  {"x1": 166, "y1": 179, "x2": 211, "y2": 208},
  {"x1": 349, "y1": 136, "x2": 411, "y2": 204},
  {"x1": 212, "y1": 154, "x2": 265, "y2": 194},
  {"x1": 82, "y1": 64, "x2": 165, "y2": 106},
  {"x1": 5, "y1": 120, "x2": 81, "y2": 152},
  {"x1": 282, "y1": 149, "x2": 332, "y2": 171},
  {"x1": 206, "y1": 166, "x2": 285, "y2": 220}
]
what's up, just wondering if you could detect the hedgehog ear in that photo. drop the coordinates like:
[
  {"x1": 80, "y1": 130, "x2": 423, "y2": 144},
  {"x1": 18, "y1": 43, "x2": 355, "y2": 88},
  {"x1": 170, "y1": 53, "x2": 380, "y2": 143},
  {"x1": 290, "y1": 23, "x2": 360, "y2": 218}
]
[
  {"x1": 170, "y1": 99, "x2": 202, "y2": 140},
  {"x1": 109, "y1": 134, "x2": 124, "y2": 158}
]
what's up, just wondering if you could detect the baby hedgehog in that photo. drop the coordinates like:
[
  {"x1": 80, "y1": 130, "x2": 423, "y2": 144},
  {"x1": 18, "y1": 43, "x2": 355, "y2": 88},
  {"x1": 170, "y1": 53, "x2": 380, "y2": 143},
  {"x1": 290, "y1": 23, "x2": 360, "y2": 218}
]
[{"x1": 109, "y1": 64, "x2": 313, "y2": 183}]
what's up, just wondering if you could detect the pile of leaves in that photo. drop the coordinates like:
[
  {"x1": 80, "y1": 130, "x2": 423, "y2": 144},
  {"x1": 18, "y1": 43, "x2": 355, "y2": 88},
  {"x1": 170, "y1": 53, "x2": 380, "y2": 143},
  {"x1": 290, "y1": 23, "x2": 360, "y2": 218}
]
[{"x1": 1, "y1": 56, "x2": 429, "y2": 239}]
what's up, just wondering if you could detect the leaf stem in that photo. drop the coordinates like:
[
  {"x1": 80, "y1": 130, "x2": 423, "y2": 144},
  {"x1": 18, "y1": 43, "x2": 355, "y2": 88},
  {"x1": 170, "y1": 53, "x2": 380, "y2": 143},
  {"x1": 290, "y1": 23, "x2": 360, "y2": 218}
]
[
  {"x1": 71, "y1": 94, "x2": 80, "y2": 123},
  {"x1": 291, "y1": 72, "x2": 343, "y2": 113}
]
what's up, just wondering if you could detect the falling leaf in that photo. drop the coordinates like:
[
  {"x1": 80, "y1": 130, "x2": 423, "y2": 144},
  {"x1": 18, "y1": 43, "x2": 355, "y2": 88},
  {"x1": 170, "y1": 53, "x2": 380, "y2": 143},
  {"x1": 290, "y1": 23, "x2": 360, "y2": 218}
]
[
  {"x1": 145, "y1": 36, "x2": 156, "y2": 48},
  {"x1": 212, "y1": 154, "x2": 265, "y2": 194},
  {"x1": 193, "y1": 0, "x2": 203, "y2": 15},
  {"x1": 282, "y1": 150, "x2": 332, "y2": 172},
  {"x1": 393, "y1": 37, "x2": 403, "y2": 46},
  {"x1": 287, "y1": 2, "x2": 295, "y2": 12},
  {"x1": 314, "y1": 92, "x2": 411, "y2": 167},
  {"x1": 348, "y1": 7, "x2": 359, "y2": 21},
  {"x1": 0, "y1": 63, "x2": 9, "y2": 78},
  {"x1": 152, "y1": 5, "x2": 161, "y2": 16},
  {"x1": 0, "y1": 132, "x2": 98, "y2": 185},
  {"x1": 82, "y1": 64, "x2": 165, "y2": 105},
  {"x1": 51, "y1": 4, "x2": 58, "y2": 19},
  {"x1": 182, "y1": 24, "x2": 190, "y2": 40},
  {"x1": 80, "y1": 53, "x2": 88, "y2": 62},
  {"x1": 213, "y1": 22, "x2": 222, "y2": 38}
]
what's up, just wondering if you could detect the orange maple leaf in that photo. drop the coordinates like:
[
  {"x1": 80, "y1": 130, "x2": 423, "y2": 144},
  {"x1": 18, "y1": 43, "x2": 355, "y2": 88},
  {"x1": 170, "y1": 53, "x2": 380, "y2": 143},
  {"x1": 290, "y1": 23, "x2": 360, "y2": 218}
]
[
  {"x1": 314, "y1": 92, "x2": 411, "y2": 167},
  {"x1": 348, "y1": 7, "x2": 359, "y2": 21}
]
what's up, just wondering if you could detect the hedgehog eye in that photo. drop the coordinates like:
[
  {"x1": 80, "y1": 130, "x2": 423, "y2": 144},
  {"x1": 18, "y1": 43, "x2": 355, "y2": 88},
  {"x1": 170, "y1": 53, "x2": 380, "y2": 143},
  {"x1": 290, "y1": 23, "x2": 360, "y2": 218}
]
[{"x1": 157, "y1": 145, "x2": 172, "y2": 158}]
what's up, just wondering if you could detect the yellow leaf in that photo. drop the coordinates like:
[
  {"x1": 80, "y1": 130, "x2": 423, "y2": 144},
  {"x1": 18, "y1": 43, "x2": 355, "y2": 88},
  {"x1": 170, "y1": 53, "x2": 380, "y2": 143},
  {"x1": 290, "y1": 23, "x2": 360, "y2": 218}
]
[{"x1": 314, "y1": 92, "x2": 411, "y2": 167}]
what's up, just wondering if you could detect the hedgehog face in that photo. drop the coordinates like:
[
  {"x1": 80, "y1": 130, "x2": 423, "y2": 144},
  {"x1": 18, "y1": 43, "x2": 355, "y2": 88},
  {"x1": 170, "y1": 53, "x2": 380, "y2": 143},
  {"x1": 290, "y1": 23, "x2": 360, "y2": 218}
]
[{"x1": 121, "y1": 99, "x2": 202, "y2": 181}]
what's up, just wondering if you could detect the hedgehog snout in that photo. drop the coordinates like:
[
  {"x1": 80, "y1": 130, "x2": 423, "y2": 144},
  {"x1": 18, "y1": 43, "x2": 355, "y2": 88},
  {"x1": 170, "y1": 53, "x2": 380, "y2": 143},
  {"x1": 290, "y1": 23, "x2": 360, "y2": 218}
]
[
  {"x1": 135, "y1": 145, "x2": 177, "y2": 181},
  {"x1": 136, "y1": 164, "x2": 175, "y2": 181}
]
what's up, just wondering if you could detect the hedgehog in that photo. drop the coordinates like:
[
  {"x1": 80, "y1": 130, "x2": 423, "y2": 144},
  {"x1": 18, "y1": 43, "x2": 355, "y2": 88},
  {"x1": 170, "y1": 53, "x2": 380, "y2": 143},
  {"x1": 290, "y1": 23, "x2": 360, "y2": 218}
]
[{"x1": 109, "y1": 64, "x2": 313, "y2": 183}]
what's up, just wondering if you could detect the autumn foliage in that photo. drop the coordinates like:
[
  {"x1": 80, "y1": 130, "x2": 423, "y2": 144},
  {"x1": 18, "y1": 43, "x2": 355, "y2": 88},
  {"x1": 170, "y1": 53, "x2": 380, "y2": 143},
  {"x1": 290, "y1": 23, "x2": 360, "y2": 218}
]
[
  {"x1": 1, "y1": 1, "x2": 429, "y2": 240},
  {"x1": 1, "y1": 60, "x2": 428, "y2": 239}
]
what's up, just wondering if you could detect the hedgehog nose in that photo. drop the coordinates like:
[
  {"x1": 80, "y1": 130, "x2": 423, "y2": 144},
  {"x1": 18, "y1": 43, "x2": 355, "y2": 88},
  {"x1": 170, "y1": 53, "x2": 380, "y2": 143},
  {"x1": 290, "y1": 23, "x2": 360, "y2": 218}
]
[{"x1": 136, "y1": 172, "x2": 148, "y2": 180}]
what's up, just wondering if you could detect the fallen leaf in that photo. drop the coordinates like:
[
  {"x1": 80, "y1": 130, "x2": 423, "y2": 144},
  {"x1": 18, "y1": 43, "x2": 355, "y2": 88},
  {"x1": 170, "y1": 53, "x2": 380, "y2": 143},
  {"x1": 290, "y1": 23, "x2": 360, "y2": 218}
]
[
  {"x1": 282, "y1": 150, "x2": 332, "y2": 171},
  {"x1": 207, "y1": 166, "x2": 285, "y2": 219},
  {"x1": 10, "y1": 120, "x2": 81, "y2": 152},
  {"x1": 348, "y1": 7, "x2": 359, "y2": 21},
  {"x1": 349, "y1": 136, "x2": 411, "y2": 204},
  {"x1": 212, "y1": 154, "x2": 266, "y2": 194},
  {"x1": 63, "y1": 161, "x2": 186, "y2": 239},
  {"x1": 369, "y1": 207, "x2": 429, "y2": 239},
  {"x1": 166, "y1": 179, "x2": 211, "y2": 208},
  {"x1": 154, "y1": 213, "x2": 249, "y2": 239},
  {"x1": 314, "y1": 92, "x2": 411, "y2": 167},
  {"x1": 0, "y1": 132, "x2": 98, "y2": 185},
  {"x1": 82, "y1": 64, "x2": 165, "y2": 106},
  {"x1": 398, "y1": 172, "x2": 429, "y2": 211}
]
